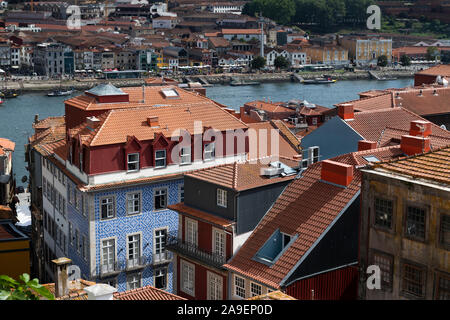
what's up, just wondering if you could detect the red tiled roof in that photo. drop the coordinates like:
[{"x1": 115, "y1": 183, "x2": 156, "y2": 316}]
[
  {"x1": 221, "y1": 29, "x2": 261, "y2": 35},
  {"x1": 392, "y1": 86, "x2": 450, "y2": 116},
  {"x1": 185, "y1": 158, "x2": 298, "y2": 192},
  {"x1": 245, "y1": 100, "x2": 294, "y2": 114},
  {"x1": 336, "y1": 92, "x2": 393, "y2": 112},
  {"x1": 374, "y1": 146, "x2": 450, "y2": 185},
  {"x1": 347, "y1": 107, "x2": 450, "y2": 142},
  {"x1": 223, "y1": 146, "x2": 407, "y2": 288},
  {"x1": 168, "y1": 203, "x2": 234, "y2": 228},
  {"x1": 0, "y1": 138, "x2": 15, "y2": 152},
  {"x1": 378, "y1": 127, "x2": 450, "y2": 149},
  {"x1": 416, "y1": 64, "x2": 450, "y2": 77},
  {"x1": 114, "y1": 285, "x2": 186, "y2": 300}
]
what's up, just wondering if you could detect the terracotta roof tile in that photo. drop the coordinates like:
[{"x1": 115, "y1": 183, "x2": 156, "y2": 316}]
[
  {"x1": 114, "y1": 285, "x2": 186, "y2": 300},
  {"x1": 416, "y1": 64, "x2": 450, "y2": 77},
  {"x1": 168, "y1": 203, "x2": 234, "y2": 228},
  {"x1": 374, "y1": 146, "x2": 450, "y2": 185}
]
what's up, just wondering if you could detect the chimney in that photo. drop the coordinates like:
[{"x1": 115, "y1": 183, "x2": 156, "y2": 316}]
[
  {"x1": 52, "y1": 257, "x2": 72, "y2": 298},
  {"x1": 400, "y1": 135, "x2": 431, "y2": 156},
  {"x1": 84, "y1": 284, "x2": 117, "y2": 301},
  {"x1": 337, "y1": 103, "x2": 354, "y2": 120},
  {"x1": 34, "y1": 114, "x2": 39, "y2": 124},
  {"x1": 321, "y1": 160, "x2": 354, "y2": 187},
  {"x1": 147, "y1": 116, "x2": 159, "y2": 128},
  {"x1": 358, "y1": 140, "x2": 377, "y2": 151},
  {"x1": 86, "y1": 116, "x2": 100, "y2": 129},
  {"x1": 409, "y1": 120, "x2": 432, "y2": 137}
]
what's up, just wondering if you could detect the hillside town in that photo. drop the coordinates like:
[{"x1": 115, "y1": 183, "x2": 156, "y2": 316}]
[{"x1": 0, "y1": 0, "x2": 449, "y2": 305}]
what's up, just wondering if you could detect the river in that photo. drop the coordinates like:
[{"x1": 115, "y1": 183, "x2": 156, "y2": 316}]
[{"x1": 0, "y1": 78, "x2": 413, "y2": 187}]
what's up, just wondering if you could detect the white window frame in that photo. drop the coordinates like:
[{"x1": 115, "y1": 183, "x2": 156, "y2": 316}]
[
  {"x1": 126, "y1": 272, "x2": 142, "y2": 291},
  {"x1": 126, "y1": 191, "x2": 141, "y2": 216},
  {"x1": 204, "y1": 142, "x2": 215, "y2": 161},
  {"x1": 100, "y1": 196, "x2": 115, "y2": 220},
  {"x1": 154, "y1": 187, "x2": 168, "y2": 211},
  {"x1": 101, "y1": 238, "x2": 116, "y2": 274},
  {"x1": 212, "y1": 227, "x2": 226, "y2": 258},
  {"x1": 234, "y1": 274, "x2": 246, "y2": 299},
  {"x1": 180, "y1": 146, "x2": 191, "y2": 165},
  {"x1": 155, "y1": 149, "x2": 166, "y2": 168},
  {"x1": 68, "y1": 222, "x2": 73, "y2": 245},
  {"x1": 217, "y1": 188, "x2": 227, "y2": 208},
  {"x1": 127, "y1": 153, "x2": 140, "y2": 172},
  {"x1": 207, "y1": 271, "x2": 223, "y2": 300},
  {"x1": 185, "y1": 217, "x2": 198, "y2": 246},
  {"x1": 180, "y1": 259, "x2": 195, "y2": 296},
  {"x1": 250, "y1": 281, "x2": 262, "y2": 297},
  {"x1": 126, "y1": 233, "x2": 142, "y2": 268},
  {"x1": 154, "y1": 227, "x2": 168, "y2": 262},
  {"x1": 154, "y1": 267, "x2": 168, "y2": 290}
]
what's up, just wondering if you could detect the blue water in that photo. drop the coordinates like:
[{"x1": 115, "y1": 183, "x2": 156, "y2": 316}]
[{"x1": 0, "y1": 78, "x2": 413, "y2": 187}]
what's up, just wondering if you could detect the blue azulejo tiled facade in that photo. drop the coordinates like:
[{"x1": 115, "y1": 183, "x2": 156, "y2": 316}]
[{"x1": 93, "y1": 178, "x2": 183, "y2": 292}]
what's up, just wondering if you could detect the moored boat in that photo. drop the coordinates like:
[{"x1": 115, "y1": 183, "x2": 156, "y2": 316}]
[{"x1": 47, "y1": 89, "x2": 74, "y2": 97}]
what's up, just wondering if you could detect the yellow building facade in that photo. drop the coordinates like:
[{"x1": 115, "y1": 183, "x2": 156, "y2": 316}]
[
  {"x1": 340, "y1": 37, "x2": 392, "y2": 65},
  {"x1": 303, "y1": 45, "x2": 349, "y2": 65}
]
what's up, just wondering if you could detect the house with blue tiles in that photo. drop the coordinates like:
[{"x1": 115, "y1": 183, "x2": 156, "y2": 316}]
[{"x1": 36, "y1": 83, "x2": 253, "y2": 292}]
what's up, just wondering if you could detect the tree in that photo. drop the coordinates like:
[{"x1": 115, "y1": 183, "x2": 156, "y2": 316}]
[
  {"x1": 377, "y1": 55, "x2": 388, "y2": 67},
  {"x1": 274, "y1": 55, "x2": 290, "y2": 69},
  {"x1": 251, "y1": 56, "x2": 266, "y2": 70},
  {"x1": 426, "y1": 46, "x2": 439, "y2": 61},
  {"x1": 400, "y1": 54, "x2": 411, "y2": 66},
  {"x1": 0, "y1": 274, "x2": 54, "y2": 300}
]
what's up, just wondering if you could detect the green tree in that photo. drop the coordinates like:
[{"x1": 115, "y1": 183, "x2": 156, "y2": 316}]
[
  {"x1": 400, "y1": 54, "x2": 411, "y2": 66},
  {"x1": 274, "y1": 55, "x2": 290, "y2": 69},
  {"x1": 251, "y1": 56, "x2": 266, "y2": 69},
  {"x1": 0, "y1": 274, "x2": 54, "y2": 300},
  {"x1": 426, "y1": 46, "x2": 439, "y2": 61},
  {"x1": 377, "y1": 55, "x2": 388, "y2": 67}
]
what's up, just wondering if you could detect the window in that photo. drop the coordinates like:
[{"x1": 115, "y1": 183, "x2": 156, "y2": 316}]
[
  {"x1": 69, "y1": 222, "x2": 73, "y2": 245},
  {"x1": 217, "y1": 189, "x2": 227, "y2": 208},
  {"x1": 372, "y1": 251, "x2": 393, "y2": 290},
  {"x1": 282, "y1": 233, "x2": 291, "y2": 248},
  {"x1": 126, "y1": 273, "x2": 142, "y2": 290},
  {"x1": 310, "y1": 146, "x2": 320, "y2": 163},
  {"x1": 82, "y1": 235, "x2": 88, "y2": 260},
  {"x1": 154, "y1": 188, "x2": 167, "y2": 210},
  {"x1": 154, "y1": 267, "x2": 167, "y2": 290},
  {"x1": 207, "y1": 271, "x2": 223, "y2": 300},
  {"x1": 405, "y1": 206, "x2": 426, "y2": 241},
  {"x1": 440, "y1": 214, "x2": 450, "y2": 249},
  {"x1": 101, "y1": 197, "x2": 115, "y2": 220},
  {"x1": 185, "y1": 218, "x2": 197, "y2": 246},
  {"x1": 179, "y1": 184, "x2": 184, "y2": 202},
  {"x1": 75, "y1": 229, "x2": 80, "y2": 253},
  {"x1": 127, "y1": 234, "x2": 141, "y2": 268},
  {"x1": 234, "y1": 275, "x2": 246, "y2": 298},
  {"x1": 204, "y1": 143, "x2": 215, "y2": 161},
  {"x1": 435, "y1": 272, "x2": 450, "y2": 300},
  {"x1": 255, "y1": 229, "x2": 297, "y2": 265},
  {"x1": 181, "y1": 260, "x2": 195, "y2": 295},
  {"x1": 213, "y1": 228, "x2": 225, "y2": 258},
  {"x1": 154, "y1": 229, "x2": 167, "y2": 262},
  {"x1": 374, "y1": 198, "x2": 393, "y2": 229},
  {"x1": 127, "y1": 153, "x2": 139, "y2": 171},
  {"x1": 180, "y1": 146, "x2": 191, "y2": 164},
  {"x1": 101, "y1": 239, "x2": 116, "y2": 273},
  {"x1": 42, "y1": 177, "x2": 47, "y2": 198},
  {"x1": 250, "y1": 282, "x2": 262, "y2": 297},
  {"x1": 402, "y1": 262, "x2": 426, "y2": 298},
  {"x1": 155, "y1": 150, "x2": 166, "y2": 168},
  {"x1": 126, "y1": 192, "x2": 141, "y2": 215}
]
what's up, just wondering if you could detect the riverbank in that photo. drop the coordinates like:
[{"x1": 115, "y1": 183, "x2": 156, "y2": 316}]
[{"x1": 2, "y1": 69, "x2": 414, "y2": 92}]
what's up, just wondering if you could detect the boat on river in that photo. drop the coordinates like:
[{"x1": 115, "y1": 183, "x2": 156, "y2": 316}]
[
  {"x1": 302, "y1": 75, "x2": 337, "y2": 84},
  {"x1": 47, "y1": 89, "x2": 74, "y2": 97}
]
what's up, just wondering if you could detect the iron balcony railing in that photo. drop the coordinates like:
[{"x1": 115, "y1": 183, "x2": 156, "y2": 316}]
[
  {"x1": 152, "y1": 250, "x2": 173, "y2": 265},
  {"x1": 166, "y1": 235, "x2": 226, "y2": 269},
  {"x1": 99, "y1": 261, "x2": 121, "y2": 277},
  {"x1": 126, "y1": 255, "x2": 147, "y2": 271}
]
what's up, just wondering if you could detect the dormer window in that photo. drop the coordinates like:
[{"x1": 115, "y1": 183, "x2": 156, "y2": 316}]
[
  {"x1": 155, "y1": 150, "x2": 166, "y2": 168},
  {"x1": 204, "y1": 142, "x2": 215, "y2": 161},
  {"x1": 254, "y1": 229, "x2": 297, "y2": 265},
  {"x1": 127, "y1": 153, "x2": 139, "y2": 172}
]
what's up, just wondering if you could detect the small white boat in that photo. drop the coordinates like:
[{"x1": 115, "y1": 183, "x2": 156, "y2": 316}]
[{"x1": 47, "y1": 89, "x2": 74, "y2": 97}]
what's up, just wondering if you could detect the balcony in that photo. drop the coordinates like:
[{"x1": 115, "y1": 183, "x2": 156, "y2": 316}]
[
  {"x1": 99, "y1": 261, "x2": 121, "y2": 278},
  {"x1": 152, "y1": 251, "x2": 173, "y2": 266},
  {"x1": 166, "y1": 235, "x2": 226, "y2": 269},
  {"x1": 125, "y1": 256, "x2": 147, "y2": 271}
]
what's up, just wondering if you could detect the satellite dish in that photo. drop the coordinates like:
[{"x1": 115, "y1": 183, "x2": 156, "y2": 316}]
[{"x1": 440, "y1": 124, "x2": 447, "y2": 130}]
